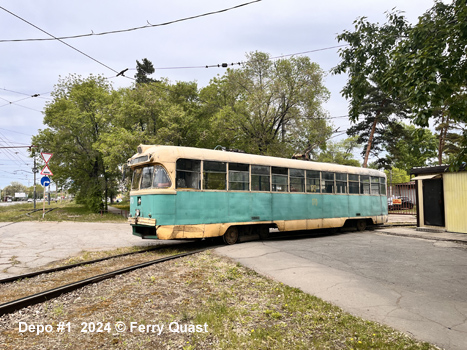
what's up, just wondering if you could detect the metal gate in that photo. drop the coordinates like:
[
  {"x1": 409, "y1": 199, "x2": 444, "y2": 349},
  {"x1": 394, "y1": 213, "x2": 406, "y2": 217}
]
[{"x1": 387, "y1": 182, "x2": 416, "y2": 215}]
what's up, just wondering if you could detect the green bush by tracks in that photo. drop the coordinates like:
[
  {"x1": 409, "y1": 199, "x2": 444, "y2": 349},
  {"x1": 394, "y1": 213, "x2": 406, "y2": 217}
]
[{"x1": 0, "y1": 201, "x2": 127, "y2": 223}]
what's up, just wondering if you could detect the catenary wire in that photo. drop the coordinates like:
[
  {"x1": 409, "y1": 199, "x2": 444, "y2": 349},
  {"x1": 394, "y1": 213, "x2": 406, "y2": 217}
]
[
  {"x1": 0, "y1": 1, "x2": 262, "y2": 43},
  {"x1": 0, "y1": 6, "x2": 120, "y2": 75}
]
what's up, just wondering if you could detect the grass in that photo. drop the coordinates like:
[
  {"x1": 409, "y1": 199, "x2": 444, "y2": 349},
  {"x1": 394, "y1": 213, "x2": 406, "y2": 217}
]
[
  {"x1": 0, "y1": 251, "x2": 439, "y2": 349},
  {"x1": 0, "y1": 201, "x2": 127, "y2": 222},
  {"x1": 111, "y1": 200, "x2": 130, "y2": 212},
  {"x1": 178, "y1": 253, "x2": 438, "y2": 350}
]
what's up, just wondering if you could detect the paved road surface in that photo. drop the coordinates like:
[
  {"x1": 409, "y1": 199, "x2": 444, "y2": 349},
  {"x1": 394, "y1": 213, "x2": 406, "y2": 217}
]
[
  {"x1": 0, "y1": 221, "x2": 161, "y2": 278},
  {"x1": 216, "y1": 229, "x2": 467, "y2": 350}
]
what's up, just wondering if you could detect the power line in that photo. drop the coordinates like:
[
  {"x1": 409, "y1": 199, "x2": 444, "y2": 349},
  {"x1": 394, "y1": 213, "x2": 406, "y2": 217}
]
[
  {"x1": 0, "y1": 128, "x2": 34, "y2": 137},
  {"x1": 0, "y1": 1, "x2": 262, "y2": 43},
  {"x1": 0, "y1": 132, "x2": 31, "y2": 169},
  {"x1": 0, "y1": 6, "x2": 121, "y2": 75},
  {"x1": 0, "y1": 101, "x2": 43, "y2": 113},
  {"x1": 0, "y1": 93, "x2": 49, "y2": 110},
  {"x1": 0, "y1": 87, "x2": 52, "y2": 101},
  {"x1": 122, "y1": 45, "x2": 349, "y2": 72}
]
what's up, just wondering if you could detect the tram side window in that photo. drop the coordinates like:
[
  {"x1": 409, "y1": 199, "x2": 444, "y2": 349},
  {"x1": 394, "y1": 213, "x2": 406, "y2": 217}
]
[
  {"x1": 272, "y1": 167, "x2": 288, "y2": 192},
  {"x1": 203, "y1": 161, "x2": 226, "y2": 190},
  {"x1": 140, "y1": 166, "x2": 154, "y2": 189},
  {"x1": 153, "y1": 165, "x2": 172, "y2": 188},
  {"x1": 322, "y1": 172, "x2": 335, "y2": 194},
  {"x1": 336, "y1": 173, "x2": 347, "y2": 194},
  {"x1": 131, "y1": 168, "x2": 143, "y2": 190},
  {"x1": 306, "y1": 170, "x2": 320, "y2": 193},
  {"x1": 349, "y1": 174, "x2": 359, "y2": 194},
  {"x1": 251, "y1": 165, "x2": 270, "y2": 191},
  {"x1": 379, "y1": 177, "x2": 387, "y2": 195},
  {"x1": 176, "y1": 159, "x2": 201, "y2": 189},
  {"x1": 290, "y1": 169, "x2": 305, "y2": 192},
  {"x1": 360, "y1": 175, "x2": 370, "y2": 194},
  {"x1": 229, "y1": 163, "x2": 249, "y2": 191},
  {"x1": 371, "y1": 176, "x2": 380, "y2": 195}
]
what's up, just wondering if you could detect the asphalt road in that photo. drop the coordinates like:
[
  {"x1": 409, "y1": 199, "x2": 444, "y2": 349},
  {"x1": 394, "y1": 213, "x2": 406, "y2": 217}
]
[{"x1": 216, "y1": 230, "x2": 467, "y2": 350}]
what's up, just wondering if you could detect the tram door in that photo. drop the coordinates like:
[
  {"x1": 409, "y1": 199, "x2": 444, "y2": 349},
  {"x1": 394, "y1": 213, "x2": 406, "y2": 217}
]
[{"x1": 422, "y1": 178, "x2": 445, "y2": 227}]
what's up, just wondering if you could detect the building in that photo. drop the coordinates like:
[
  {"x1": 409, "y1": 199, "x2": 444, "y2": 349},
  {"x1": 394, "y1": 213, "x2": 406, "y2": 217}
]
[{"x1": 411, "y1": 164, "x2": 467, "y2": 234}]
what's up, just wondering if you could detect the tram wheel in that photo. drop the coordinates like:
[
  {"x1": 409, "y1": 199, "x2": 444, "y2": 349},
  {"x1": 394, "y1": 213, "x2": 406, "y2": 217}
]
[
  {"x1": 356, "y1": 219, "x2": 367, "y2": 231},
  {"x1": 223, "y1": 227, "x2": 239, "y2": 245}
]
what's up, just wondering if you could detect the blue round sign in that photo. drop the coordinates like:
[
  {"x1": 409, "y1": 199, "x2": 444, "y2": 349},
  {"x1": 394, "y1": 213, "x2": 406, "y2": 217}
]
[{"x1": 41, "y1": 176, "x2": 51, "y2": 186}]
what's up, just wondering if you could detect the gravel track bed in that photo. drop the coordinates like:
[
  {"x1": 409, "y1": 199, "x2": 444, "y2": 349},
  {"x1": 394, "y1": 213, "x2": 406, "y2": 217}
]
[{"x1": 0, "y1": 249, "x2": 186, "y2": 305}]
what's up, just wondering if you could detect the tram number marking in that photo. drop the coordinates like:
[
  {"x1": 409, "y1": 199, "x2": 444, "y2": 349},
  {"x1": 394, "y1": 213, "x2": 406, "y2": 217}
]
[{"x1": 312, "y1": 198, "x2": 318, "y2": 206}]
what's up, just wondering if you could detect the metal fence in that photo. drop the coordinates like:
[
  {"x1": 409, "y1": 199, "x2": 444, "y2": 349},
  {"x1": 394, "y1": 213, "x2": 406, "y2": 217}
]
[{"x1": 387, "y1": 182, "x2": 416, "y2": 215}]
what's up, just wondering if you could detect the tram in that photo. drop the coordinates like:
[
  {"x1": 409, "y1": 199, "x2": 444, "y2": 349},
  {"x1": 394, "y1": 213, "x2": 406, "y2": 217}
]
[{"x1": 128, "y1": 145, "x2": 388, "y2": 244}]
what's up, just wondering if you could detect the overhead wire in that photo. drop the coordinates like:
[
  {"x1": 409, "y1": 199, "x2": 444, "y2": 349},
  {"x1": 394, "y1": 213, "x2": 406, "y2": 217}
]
[
  {"x1": 0, "y1": 0, "x2": 262, "y2": 43},
  {"x1": 0, "y1": 6, "x2": 121, "y2": 75},
  {"x1": 0, "y1": 87, "x2": 52, "y2": 100},
  {"x1": 0, "y1": 127, "x2": 34, "y2": 137},
  {"x1": 0, "y1": 131, "x2": 31, "y2": 167}
]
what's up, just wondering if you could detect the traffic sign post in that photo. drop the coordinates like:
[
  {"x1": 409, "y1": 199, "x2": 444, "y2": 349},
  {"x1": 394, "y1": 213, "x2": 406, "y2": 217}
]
[
  {"x1": 40, "y1": 153, "x2": 53, "y2": 218},
  {"x1": 40, "y1": 153, "x2": 54, "y2": 176}
]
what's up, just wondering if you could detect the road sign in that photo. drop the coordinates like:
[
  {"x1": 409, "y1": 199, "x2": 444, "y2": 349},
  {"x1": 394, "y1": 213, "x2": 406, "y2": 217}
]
[
  {"x1": 40, "y1": 164, "x2": 53, "y2": 176},
  {"x1": 41, "y1": 152, "x2": 53, "y2": 164},
  {"x1": 41, "y1": 176, "x2": 51, "y2": 187}
]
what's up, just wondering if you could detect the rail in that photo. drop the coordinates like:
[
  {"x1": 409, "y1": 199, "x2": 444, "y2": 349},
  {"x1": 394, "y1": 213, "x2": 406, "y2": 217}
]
[{"x1": 0, "y1": 247, "x2": 211, "y2": 316}]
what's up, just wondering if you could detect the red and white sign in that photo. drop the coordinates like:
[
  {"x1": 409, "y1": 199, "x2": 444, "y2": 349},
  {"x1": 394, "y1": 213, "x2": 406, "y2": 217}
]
[
  {"x1": 40, "y1": 153, "x2": 54, "y2": 176},
  {"x1": 41, "y1": 152, "x2": 53, "y2": 164},
  {"x1": 40, "y1": 164, "x2": 53, "y2": 176}
]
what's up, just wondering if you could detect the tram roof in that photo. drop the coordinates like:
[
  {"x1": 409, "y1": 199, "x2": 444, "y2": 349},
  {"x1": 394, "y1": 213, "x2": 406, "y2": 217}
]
[{"x1": 129, "y1": 145, "x2": 385, "y2": 177}]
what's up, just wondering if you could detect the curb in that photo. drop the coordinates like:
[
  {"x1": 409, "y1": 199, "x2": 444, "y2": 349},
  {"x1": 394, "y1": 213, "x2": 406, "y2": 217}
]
[{"x1": 375, "y1": 228, "x2": 467, "y2": 245}]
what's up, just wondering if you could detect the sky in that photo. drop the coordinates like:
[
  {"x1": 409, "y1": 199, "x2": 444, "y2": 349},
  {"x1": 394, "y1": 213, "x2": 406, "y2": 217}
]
[{"x1": 0, "y1": 0, "x2": 443, "y2": 191}]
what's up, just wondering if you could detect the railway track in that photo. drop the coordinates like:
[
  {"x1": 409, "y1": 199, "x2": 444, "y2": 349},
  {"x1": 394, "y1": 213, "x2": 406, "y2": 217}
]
[
  {"x1": 0, "y1": 226, "x2": 386, "y2": 317},
  {"x1": 0, "y1": 244, "x2": 215, "y2": 317},
  {"x1": 0, "y1": 241, "x2": 196, "y2": 285},
  {"x1": 0, "y1": 207, "x2": 57, "y2": 229}
]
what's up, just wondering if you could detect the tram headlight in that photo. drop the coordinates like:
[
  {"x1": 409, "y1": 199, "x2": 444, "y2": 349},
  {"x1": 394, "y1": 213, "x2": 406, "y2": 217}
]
[
  {"x1": 137, "y1": 197, "x2": 142, "y2": 205},
  {"x1": 135, "y1": 209, "x2": 140, "y2": 217}
]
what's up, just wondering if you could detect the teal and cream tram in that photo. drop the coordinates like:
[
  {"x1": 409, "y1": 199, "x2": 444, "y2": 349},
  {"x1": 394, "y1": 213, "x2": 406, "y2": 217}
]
[{"x1": 128, "y1": 145, "x2": 388, "y2": 244}]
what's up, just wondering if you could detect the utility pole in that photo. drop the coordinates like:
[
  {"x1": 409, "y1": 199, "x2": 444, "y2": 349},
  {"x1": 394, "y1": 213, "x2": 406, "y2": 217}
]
[
  {"x1": 29, "y1": 146, "x2": 38, "y2": 209},
  {"x1": 33, "y1": 155, "x2": 37, "y2": 209}
]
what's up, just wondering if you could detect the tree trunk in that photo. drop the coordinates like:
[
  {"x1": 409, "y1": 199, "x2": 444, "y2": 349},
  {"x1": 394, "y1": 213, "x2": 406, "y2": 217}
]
[
  {"x1": 363, "y1": 115, "x2": 378, "y2": 168},
  {"x1": 437, "y1": 112, "x2": 449, "y2": 165}
]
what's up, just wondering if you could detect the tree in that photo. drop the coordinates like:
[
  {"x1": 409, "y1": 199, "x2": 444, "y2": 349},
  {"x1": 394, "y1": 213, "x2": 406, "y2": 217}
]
[
  {"x1": 345, "y1": 87, "x2": 409, "y2": 167},
  {"x1": 2, "y1": 182, "x2": 27, "y2": 198},
  {"x1": 385, "y1": 167, "x2": 410, "y2": 185},
  {"x1": 135, "y1": 58, "x2": 157, "y2": 84},
  {"x1": 384, "y1": 0, "x2": 467, "y2": 166},
  {"x1": 316, "y1": 136, "x2": 361, "y2": 166},
  {"x1": 332, "y1": 12, "x2": 410, "y2": 167},
  {"x1": 26, "y1": 184, "x2": 44, "y2": 199},
  {"x1": 377, "y1": 123, "x2": 438, "y2": 173},
  {"x1": 200, "y1": 51, "x2": 331, "y2": 157},
  {"x1": 96, "y1": 78, "x2": 206, "y2": 178},
  {"x1": 32, "y1": 74, "x2": 116, "y2": 211}
]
